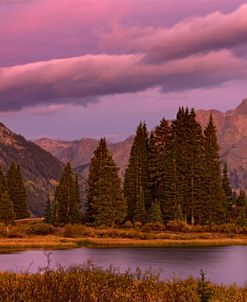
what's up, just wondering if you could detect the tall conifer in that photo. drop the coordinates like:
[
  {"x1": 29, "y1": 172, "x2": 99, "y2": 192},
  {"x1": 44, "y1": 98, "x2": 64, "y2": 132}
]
[
  {"x1": 7, "y1": 163, "x2": 29, "y2": 219},
  {"x1": 222, "y1": 162, "x2": 233, "y2": 221},
  {"x1": 202, "y1": 115, "x2": 225, "y2": 224},
  {"x1": 53, "y1": 163, "x2": 81, "y2": 224},
  {"x1": 87, "y1": 138, "x2": 127, "y2": 226},
  {"x1": 124, "y1": 122, "x2": 150, "y2": 221}
]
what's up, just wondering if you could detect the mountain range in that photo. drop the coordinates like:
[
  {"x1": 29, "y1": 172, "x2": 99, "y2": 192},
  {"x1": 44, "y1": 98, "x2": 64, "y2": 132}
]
[{"x1": 36, "y1": 99, "x2": 247, "y2": 192}]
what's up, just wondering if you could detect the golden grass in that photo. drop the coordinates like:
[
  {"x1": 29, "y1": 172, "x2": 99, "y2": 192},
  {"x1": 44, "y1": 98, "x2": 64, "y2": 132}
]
[
  {"x1": 76, "y1": 237, "x2": 247, "y2": 248},
  {"x1": 1, "y1": 235, "x2": 247, "y2": 250}
]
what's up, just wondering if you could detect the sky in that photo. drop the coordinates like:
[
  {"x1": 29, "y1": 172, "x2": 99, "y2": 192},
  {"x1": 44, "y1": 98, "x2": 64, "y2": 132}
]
[{"x1": 0, "y1": 0, "x2": 247, "y2": 141}]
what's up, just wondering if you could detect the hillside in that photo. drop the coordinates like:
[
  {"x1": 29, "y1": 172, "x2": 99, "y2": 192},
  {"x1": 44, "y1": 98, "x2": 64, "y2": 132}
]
[
  {"x1": 0, "y1": 123, "x2": 64, "y2": 216},
  {"x1": 36, "y1": 99, "x2": 247, "y2": 191}
]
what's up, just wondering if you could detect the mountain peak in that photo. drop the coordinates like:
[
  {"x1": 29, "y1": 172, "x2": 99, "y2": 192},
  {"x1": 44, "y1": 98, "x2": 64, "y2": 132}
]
[{"x1": 235, "y1": 98, "x2": 247, "y2": 114}]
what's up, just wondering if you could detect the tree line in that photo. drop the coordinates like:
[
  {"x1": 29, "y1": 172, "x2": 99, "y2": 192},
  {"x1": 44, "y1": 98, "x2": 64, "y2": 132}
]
[{"x1": 45, "y1": 107, "x2": 247, "y2": 227}]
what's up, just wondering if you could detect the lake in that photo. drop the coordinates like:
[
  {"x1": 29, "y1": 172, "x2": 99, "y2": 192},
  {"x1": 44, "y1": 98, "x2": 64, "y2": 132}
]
[{"x1": 0, "y1": 246, "x2": 247, "y2": 285}]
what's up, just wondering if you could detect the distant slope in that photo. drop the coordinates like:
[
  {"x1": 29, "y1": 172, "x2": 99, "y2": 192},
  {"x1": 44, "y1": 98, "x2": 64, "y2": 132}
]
[
  {"x1": 36, "y1": 99, "x2": 247, "y2": 192},
  {"x1": 36, "y1": 136, "x2": 134, "y2": 179},
  {"x1": 0, "y1": 123, "x2": 64, "y2": 216}
]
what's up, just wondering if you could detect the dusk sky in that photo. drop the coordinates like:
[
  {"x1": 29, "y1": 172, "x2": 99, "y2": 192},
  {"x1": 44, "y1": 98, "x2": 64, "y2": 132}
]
[{"x1": 1, "y1": 0, "x2": 247, "y2": 141}]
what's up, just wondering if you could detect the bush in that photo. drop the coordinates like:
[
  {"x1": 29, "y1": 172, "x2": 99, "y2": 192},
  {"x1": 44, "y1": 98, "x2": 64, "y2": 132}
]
[
  {"x1": 143, "y1": 222, "x2": 165, "y2": 232},
  {"x1": 64, "y1": 224, "x2": 95, "y2": 238},
  {"x1": 124, "y1": 221, "x2": 134, "y2": 228},
  {"x1": 166, "y1": 220, "x2": 192, "y2": 232},
  {"x1": 8, "y1": 225, "x2": 30, "y2": 238},
  {"x1": 133, "y1": 221, "x2": 142, "y2": 229},
  {"x1": 26, "y1": 223, "x2": 55, "y2": 235}
]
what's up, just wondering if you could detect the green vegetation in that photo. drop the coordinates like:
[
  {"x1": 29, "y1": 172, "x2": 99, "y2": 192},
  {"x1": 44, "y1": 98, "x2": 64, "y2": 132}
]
[
  {"x1": 85, "y1": 138, "x2": 127, "y2": 226},
  {"x1": 0, "y1": 264, "x2": 246, "y2": 302},
  {"x1": 47, "y1": 163, "x2": 81, "y2": 225}
]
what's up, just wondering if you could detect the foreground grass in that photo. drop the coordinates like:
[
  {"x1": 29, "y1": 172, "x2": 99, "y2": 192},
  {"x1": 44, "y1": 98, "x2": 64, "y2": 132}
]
[{"x1": 0, "y1": 264, "x2": 246, "y2": 302}]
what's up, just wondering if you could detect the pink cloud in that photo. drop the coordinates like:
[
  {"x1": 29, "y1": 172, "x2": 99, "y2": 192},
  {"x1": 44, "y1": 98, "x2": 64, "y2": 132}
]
[
  {"x1": 0, "y1": 50, "x2": 247, "y2": 111},
  {"x1": 100, "y1": 4, "x2": 247, "y2": 62}
]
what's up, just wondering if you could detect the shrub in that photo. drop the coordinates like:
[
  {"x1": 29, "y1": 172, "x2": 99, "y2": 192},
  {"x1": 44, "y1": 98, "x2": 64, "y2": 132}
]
[
  {"x1": 133, "y1": 221, "x2": 142, "y2": 229},
  {"x1": 166, "y1": 220, "x2": 192, "y2": 232},
  {"x1": 64, "y1": 224, "x2": 95, "y2": 238},
  {"x1": 26, "y1": 223, "x2": 55, "y2": 235},
  {"x1": 124, "y1": 220, "x2": 134, "y2": 228},
  {"x1": 143, "y1": 222, "x2": 165, "y2": 232}
]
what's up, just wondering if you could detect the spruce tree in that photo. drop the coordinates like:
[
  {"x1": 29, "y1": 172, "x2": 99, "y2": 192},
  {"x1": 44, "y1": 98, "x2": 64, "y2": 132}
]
[
  {"x1": 124, "y1": 122, "x2": 150, "y2": 221},
  {"x1": 147, "y1": 118, "x2": 170, "y2": 203},
  {"x1": 85, "y1": 138, "x2": 109, "y2": 222},
  {"x1": 160, "y1": 125, "x2": 183, "y2": 223},
  {"x1": 202, "y1": 115, "x2": 225, "y2": 225},
  {"x1": 7, "y1": 163, "x2": 29, "y2": 219},
  {"x1": 0, "y1": 165, "x2": 6, "y2": 196},
  {"x1": 44, "y1": 193, "x2": 52, "y2": 223},
  {"x1": 87, "y1": 138, "x2": 127, "y2": 226},
  {"x1": 0, "y1": 191, "x2": 15, "y2": 236},
  {"x1": 236, "y1": 189, "x2": 247, "y2": 207},
  {"x1": 133, "y1": 185, "x2": 147, "y2": 223},
  {"x1": 53, "y1": 163, "x2": 81, "y2": 225},
  {"x1": 147, "y1": 199, "x2": 163, "y2": 224},
  {"x1": 222, "y1": 162, "x2": 233, "y2": 221}
]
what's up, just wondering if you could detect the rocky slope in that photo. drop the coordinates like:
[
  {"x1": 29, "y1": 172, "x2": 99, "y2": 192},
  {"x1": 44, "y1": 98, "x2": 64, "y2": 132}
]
[
  {"x1": 0, "y1": 123, "x2": 64, "y2": 216},
  {"x1": 36, "y1": 99, "x2": 247, "y2": 191}
]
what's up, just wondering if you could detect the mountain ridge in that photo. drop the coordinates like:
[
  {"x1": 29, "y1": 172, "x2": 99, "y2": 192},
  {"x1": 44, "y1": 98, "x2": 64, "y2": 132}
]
[{"x1": 36, "y1": 99, "x2": 247, "y2": 191}]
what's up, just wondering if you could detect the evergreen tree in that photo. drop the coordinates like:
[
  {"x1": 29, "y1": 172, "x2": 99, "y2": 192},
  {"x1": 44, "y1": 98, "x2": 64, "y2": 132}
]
[
  {"x1": 0, "y1": 165, "x2": 6, "y2": 196},
  {"x1": 87, "y1": 138, "x2": 127, "y2": 226},
  {"x1": 222, "y1": 162, "x2": 233, "y2": 221},
  {"x1": 44, "y1": 193, "x2": 52, "y2": 223},
  {"x1": 53, "y1": 163, "x2": 81, "y2": 225},
  {"x1": 0, "y1": 191, "x2": 15, "y2": 236},
  {"x1": 160, "y1": 125, "x2": 183, "y2": 223},
  {"x1": 236, "y1": 189, "x2": 247, "y2": 207},
  {"x1": 124, "y1": 122, "x2": 150, "y2": 221},
  {"x1": 7, "y1": 163, "x2": 29, "y2": 219},
  {"x1": 85, "y1": 138, "x2": 109, "y2": 222},
  {"x1": 147, "y1": 199, "x2": 163, "y2": 224},
  {"x1": 147, "y1": 119, "x2": 170, "y2": 203},
  {"x1": 133, "y1": 185, "x2": 147, "y2": 223},
  {"x1": 202, "y1": 115, "x2": 225, "y2": 225}
]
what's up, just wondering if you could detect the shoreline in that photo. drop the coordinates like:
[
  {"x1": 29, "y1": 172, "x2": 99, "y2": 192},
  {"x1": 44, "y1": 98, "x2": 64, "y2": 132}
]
[{"x1": 1, "y1": 235, "x2": 247, "y2": 250}]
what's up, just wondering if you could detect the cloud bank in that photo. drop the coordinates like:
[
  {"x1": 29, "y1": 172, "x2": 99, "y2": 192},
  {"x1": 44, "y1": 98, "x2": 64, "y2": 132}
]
[
  {"x1": 1, "y1": 50, "x2": 247, "y2": 112},
  {"x1": 100, "y1": 4, "x2": 247, "y2": 63},
  {"x1": 1, "y1": 3, "x2": 247, "y2": 112}
]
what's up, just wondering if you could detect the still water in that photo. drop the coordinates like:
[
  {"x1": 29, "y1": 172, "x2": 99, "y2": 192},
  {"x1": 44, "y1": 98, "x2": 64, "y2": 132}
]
[{"x1": 0, "y1": 246, "x2": 247, "y2": 285}]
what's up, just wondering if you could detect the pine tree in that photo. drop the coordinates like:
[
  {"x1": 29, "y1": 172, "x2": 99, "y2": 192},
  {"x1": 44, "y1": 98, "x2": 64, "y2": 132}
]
[
  {"x1": 44, "y1": 193, "x2": 52, "y2": 223},
  {"x1": 124, "y1": 122, "x2": 150, "y2": 221},
  {"x1": 147, "y1": 199, "x2": 163, "y2": 224},
  {"x1": 236, "y1": 189, "x2": 247, "y2": 207},
  {"x1": 202, "y1": 115, "x2": 225, "y2": 225},
  {"x1": 87, "y1": 138, "x2": 127, "y2": 226},
  {"x1": 222, "y1": 162, "x2": 233, "y2": 221},
  {"x1": 85, "y1": 138, "x2": 109, "y2": 223},
  {"x1": 0, "y1": 165, "x2": 6, "y2": 196},
  {"x1": 0, "y1": 191, "x2": 15, "y2": 236},
  {"x1": 186, "y1": 109, "x2": 204, "y2": 225},
  {"x1": 7, "y1": 163, "x2": 29, "y2": 219},
  {"x1": 147, "y1": 119, "x2": 170, "y2": 203},
  {"x1": 53, "y1": 163, "x2": 81, "y2": 225},
  {"x1": 160, "y1": 118, "x2": 183, "y2": 223},
  {"x1": 133, "y1": 185, "x2": 147, "y2": 223}
]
